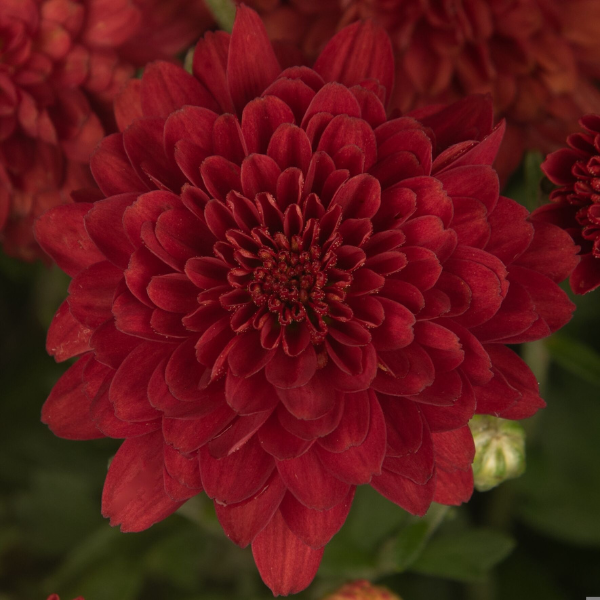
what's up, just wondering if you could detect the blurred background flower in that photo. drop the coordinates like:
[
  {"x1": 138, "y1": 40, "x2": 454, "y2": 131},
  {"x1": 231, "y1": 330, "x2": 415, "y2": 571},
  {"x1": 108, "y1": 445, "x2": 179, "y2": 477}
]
[
  {"x1": 254, "y1": 0, "x2": 600, "y2": 182},
  {"x1": 0, "y1": 0, "x2": 213, "y2": 262}
]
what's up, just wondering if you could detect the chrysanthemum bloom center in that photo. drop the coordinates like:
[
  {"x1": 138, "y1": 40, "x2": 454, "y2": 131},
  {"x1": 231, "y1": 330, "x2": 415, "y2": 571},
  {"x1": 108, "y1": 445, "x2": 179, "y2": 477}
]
[{"x1": 226, "y1": 205, "x2": 353, "y2": 344}]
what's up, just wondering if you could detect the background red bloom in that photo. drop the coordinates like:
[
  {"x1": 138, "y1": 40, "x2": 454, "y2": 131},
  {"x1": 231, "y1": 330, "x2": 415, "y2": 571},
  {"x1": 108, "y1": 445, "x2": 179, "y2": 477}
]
[
  {"x1": 35, "y1": 7, "x2": 578, "y2": 596},
  {"x1": 0, "y1": 0, "x2": 213, "y2": 261},
  {"x1": 533, "y1": 114, "x2": 600, "y2": 294},
  {"x1": 254, "y1": 0, "x2": 600, "y2": 182}
]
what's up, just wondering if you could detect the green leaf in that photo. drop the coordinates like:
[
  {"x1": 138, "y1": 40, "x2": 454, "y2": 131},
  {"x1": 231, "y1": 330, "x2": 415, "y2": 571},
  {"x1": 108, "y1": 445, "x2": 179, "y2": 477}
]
[
  {"x1": 344, "y1": 485, "x2": 409, "y2": 552},
  {"x1": 394, "y1": 504, "x2": 451, "y2": 571},
  {"x1": 394, "y1": 521, "x2": 429, "y2": 571},
  {"x1": 545, "y1": 335, "x2": 600, "y2": 387},
  {"x1": 411, "y1": 529, "x2": 516, "y2": 582}
]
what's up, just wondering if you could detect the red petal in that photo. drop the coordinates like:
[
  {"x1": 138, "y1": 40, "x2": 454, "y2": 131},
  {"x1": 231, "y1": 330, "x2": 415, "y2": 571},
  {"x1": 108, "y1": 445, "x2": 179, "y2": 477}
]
[
  {"x1": 276, "y1": 370, "x2": 336, "y2": 420},
  {"x1": 265, "y1": 345, "x2": 317, "y2": 389},
  {"x1": 318, "y1": 390, "x2": 370, "y2": 452},
  {"x1": 486, "y1": 345, "x2": 546, "y2": 420},
  {"x1": 123, "y1": 190, "x2": 182, "y2": 249},
  {"x1": 84, "y1": 194, "x2": 136, "y2": 270},
  {"x1": 515, "y1": 221, "x2": 579, "y2": 283},
  {"x1": 319, "y1": 116, "x2": 377, "y2": 171},
  {"x1": 163, "y1": 407, "x2": 235, "y2": 454},
  {"x1": 280, "y1": 487, "x2": 355, "y2": 549},
  {"x1": 384, "y1": 420, "x2": 434, "y2": 485},
  {"x1": 371, "y1": 469, "x2": 435, "y2": 516},
  {"x1": 102, "y1": 431, "x2": 183, "y2": 532},
  {"x1": 164, "y1": 468, "x2": 200, "y2": 501},
  {"x1": 47, "y1": 300, "x2": 92, "y2": 362},
  {"x1": 241, "y1": 153, "x2": 281, "y2": 198},
  {"x1": 433, "y1": 467, "x2": 473, "y2": 506},
  {"x1": 508, "y1": 266, "x2": 575, "y2": 335},
  {"x1": 207, "y1": 411, "x2": 272, "y2": 458},
  {"x1": 228, "y1": 330, "x2": 276, "y2": 377},
  {"x1": 201, "y1": 155, "x2": 242, "y2": 201},
  {"x1": 277, "y1": 448, "x2": 350, "y2": 510},
  {"x1": 416, "y1": 95, "x2": 493, "y2": 153},
  {"x1": 378, "y1": 394, "x2": 423, "y2": 456},
  {"x1": 421, "y1": 373, "x2": 477, "y2": 433},
  {"x1": 570, "y1": 253, "x2": 600, "y2": 294},
  {"x1": 141, "y1": 61, "x2": 218, "y2": 118},
  {"x1": 227, "y1": 5, "x2": 281, "y2": 114},
  {"x1": 90, "y1": 133, "x2": 147, "y2": 197},
  {"x1": 278, "y1": 396, "x2": 345, "y2": 441},
  {"x1": 193, "y1": 31, "x2": 235, "y2": 114},
  {"x1": 41, "y1": 355, "x2": 104, "y2": 440},
  {"x1": 123, "y1": 117, "x2": 182, "y2": 192},
  {"x1": 241, "y1": 95, "x2": 294, "y2": 155},
  {"x1": 432, "y1": 426, "x2": 475, "y2": 472},
  {"x1": 225, "y1": 369, "x2": 279, "y2": 415},
  {"x1": 541, "y1": 147, "x2": 580, "y2": 185},
  {"x1": 67, "y1": 261, "x2": 122, "y2": 328},
  {"x1": 35, "y1": 203, "x2": 103, "y2": 277},
  {"x1": 252, "y1": 510, "x2": 324, "y2": 596},
  {"x1": 91, "y1": 384, "x2": 160, "y2": 439},
  {"x1": 199, "y1": 436, "x2": 275, "y2": 504},
  {"x1": 110, "y1": 342, "x2": 169, "y2": 422},
  {"x1": 267, "y1": 123, "x2": 312, "y2": 173},
  {"x1": 371, "y1": 297, "x2": 415, "y2": 351},
  {"x1": 314, "y1": 21, "x2": 394, "y2": 104},
  {"x1": 331, "y1": 174, "x2": 380, "y2": 219},
  {"x1": 90, "y1": 319, "x2": 139, "y2": 369},
  {"x1": 163, "y1": 443, "x2": 203, "y2": 490},
  {"x1": 372, "y1": 343, "x2": 435, "y2": 396},
  {"x1": 147, "y1": 273, "x2": 198, "y2": 313},
  {"x1": 316, "y1": 391, "x2": 386, "y2": 484},
  {"x1": 215, "y1": 472, "x2": 286, "y2": 548},
  {"x1": 485, "y1": 196, "x2": 533, "y2": 264},
  {"x1": 258, "y1": 413, "x2": 314, "y2": 460},
  {"x1": 114, "y1": 79, "x2": 142, "y2": 132}
]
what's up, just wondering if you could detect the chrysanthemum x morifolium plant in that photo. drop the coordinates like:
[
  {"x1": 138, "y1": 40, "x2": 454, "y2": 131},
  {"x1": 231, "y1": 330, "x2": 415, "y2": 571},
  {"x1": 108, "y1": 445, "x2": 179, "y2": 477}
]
[
  {"x1": 35, "y1": 4, "x2": 578, "y2": 596},
  {"x1": 469, "y1": 415, "x2": 526, "y2": 492},
  {"x1": 324, "y1": 580, "x2": 401, "y2": 599}
]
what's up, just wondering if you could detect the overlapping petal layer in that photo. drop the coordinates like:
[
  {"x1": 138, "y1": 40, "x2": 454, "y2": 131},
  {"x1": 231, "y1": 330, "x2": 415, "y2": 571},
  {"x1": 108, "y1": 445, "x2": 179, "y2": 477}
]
[
  {"x1": 36, "y1": 7, "x2": 578, "y2": 596},
  {"x1": 0, "y1": 0, "x2": 212, "y2": 260}
]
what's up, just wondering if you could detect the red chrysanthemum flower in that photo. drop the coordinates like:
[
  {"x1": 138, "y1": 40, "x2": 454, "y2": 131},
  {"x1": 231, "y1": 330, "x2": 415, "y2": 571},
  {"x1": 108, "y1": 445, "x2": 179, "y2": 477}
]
[
  {"x1": 533, "y1": 114, "x2": 600, "y2": 294},
  {"x1": 35, "y1": 7, "x2": 578, "y2": 596},
  {"x1": 47, "y1": 595, "x2": 84, "y2": 600},
  {"x1": 0, "y1": 0, "x2": 212, "y2": 260},
  {"x1": 255, "y1": 0, "x2": 600, "y2": 181}
]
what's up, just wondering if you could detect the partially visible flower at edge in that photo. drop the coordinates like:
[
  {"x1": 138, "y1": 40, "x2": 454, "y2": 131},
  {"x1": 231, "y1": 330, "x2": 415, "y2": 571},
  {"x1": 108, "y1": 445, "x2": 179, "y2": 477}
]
[
  {"x1": 47, "y1": 595, "x2": 84, "y2": 600},
  {"x1": 324, "y1": 580, "x2": 401, "y2": 599},
  {"x1": 0, "y1": 0, "x2": 213, "y2": 261},
  {"x1": 533, "y1": 114, "x2": 600, "y2": 294},
  {"x1": 35, "y1": 5, "x2": 579, "y2": 597}
]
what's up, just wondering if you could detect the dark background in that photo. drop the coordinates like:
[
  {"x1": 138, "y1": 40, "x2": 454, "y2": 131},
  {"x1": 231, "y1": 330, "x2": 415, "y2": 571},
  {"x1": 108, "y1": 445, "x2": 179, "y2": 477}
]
[{"x1": 1, "y1": 154, "x2": 599, "y2": 600}]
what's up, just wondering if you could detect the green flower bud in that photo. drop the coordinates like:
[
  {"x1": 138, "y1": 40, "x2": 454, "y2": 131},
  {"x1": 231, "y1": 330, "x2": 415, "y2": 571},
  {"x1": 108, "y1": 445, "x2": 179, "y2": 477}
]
[{"x1": 469, "y1": 415, "x2": 526, "y2": 492}]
